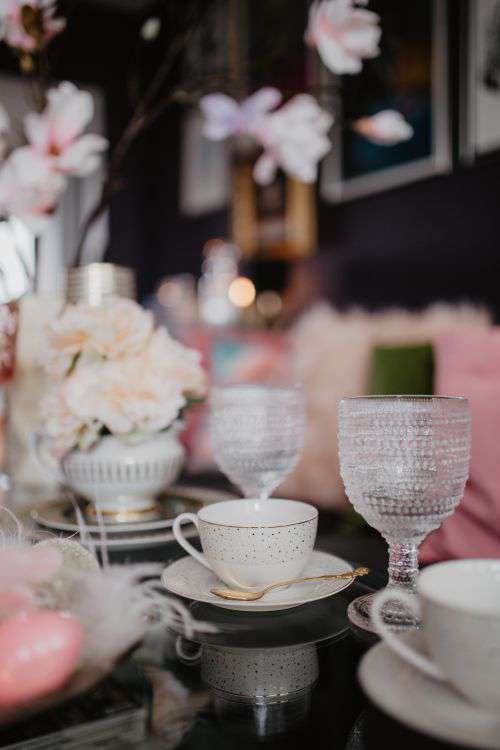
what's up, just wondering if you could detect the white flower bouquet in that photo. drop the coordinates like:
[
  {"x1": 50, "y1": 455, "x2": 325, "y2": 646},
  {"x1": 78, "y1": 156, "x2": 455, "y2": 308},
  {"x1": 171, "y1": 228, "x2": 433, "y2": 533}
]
[{"x1": 40, "y1": 296, "x2": 206, "y2": 458}]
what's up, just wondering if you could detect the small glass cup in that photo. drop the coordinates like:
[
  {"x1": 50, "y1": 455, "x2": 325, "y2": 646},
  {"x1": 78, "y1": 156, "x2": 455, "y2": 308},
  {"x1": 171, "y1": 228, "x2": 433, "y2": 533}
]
[
  {"x1": 338, "y1": 396, "x2": 471, "y2": 631},
  {"x1": 210, "y1": 383, "x2": 305, "y2": 500}
]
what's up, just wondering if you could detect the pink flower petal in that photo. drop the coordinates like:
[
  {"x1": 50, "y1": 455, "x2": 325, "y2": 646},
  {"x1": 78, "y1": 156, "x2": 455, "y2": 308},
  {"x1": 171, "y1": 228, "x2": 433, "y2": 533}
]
[
  {"x1": 56, "y1": 134, "x2": 108, "y2": 176},
  {"x1": 253, "y1": 152, "x2": 278, "y2": 185},
  {"x1": 353, "y1": 109, "x2": 414, "y2": 145},
  {"x1": 24, "y1": 112, "x2": 52, "y2": 153},
  {"x1": 241, "y1": 87, "x2": 282, "y2": 119},
  {"x1": 47, "y1": 82, "x2": 94, "y2": 149},
  {"x1": 200, "y1": 93, "x2": 240, "y2": 140}
]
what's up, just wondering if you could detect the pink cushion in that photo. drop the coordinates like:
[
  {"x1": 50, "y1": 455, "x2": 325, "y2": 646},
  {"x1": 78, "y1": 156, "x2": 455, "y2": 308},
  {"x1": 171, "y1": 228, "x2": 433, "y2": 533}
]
[{"x1": 421, "y1": 329, "x2": 500, "y2": 563}]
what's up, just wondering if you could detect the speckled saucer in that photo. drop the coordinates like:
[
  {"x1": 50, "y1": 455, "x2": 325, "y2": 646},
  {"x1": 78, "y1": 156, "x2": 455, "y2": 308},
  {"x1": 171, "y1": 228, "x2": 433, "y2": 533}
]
[{"x1": 161, "y1": 550, "x2": 354, "y2": 612}]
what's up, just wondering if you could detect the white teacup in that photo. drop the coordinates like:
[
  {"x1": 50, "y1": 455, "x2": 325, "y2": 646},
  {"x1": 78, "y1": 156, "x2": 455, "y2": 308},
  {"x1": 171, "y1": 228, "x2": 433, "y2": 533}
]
[
  {"x1": 173, "y1": 498, "x2": 318, "y2": 591},
  {"x1": 371, "y1": 559, "x2": 500, "y2": 710}
]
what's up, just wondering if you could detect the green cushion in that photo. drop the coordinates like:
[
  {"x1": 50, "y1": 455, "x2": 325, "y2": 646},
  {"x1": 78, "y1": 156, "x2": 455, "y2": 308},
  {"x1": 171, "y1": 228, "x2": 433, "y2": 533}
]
[{"x1": 368, "y1": 343, "x2": 434, "y2": 396}]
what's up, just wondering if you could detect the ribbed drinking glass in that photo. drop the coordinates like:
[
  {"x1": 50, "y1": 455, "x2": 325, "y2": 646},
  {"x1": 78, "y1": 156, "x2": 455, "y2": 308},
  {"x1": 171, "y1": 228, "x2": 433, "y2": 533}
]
[
  {"x1": 339, "y1": 396, "x2": 471, "y2": 631},
  {"x1": 211, "y1": 384, "x2": 305, "y2": 500}
]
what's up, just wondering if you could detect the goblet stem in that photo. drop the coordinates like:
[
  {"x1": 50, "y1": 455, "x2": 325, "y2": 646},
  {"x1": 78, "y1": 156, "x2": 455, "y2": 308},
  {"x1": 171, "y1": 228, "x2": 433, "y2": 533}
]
[{"x1": 386, "y1": 540, "x2": 419, "y2": 592}]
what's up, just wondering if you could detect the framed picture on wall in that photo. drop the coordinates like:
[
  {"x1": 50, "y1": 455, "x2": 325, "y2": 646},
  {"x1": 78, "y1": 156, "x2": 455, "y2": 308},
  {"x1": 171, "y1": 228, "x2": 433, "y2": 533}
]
[
  {"x1": 320, "y1": 0, "x2": 451, "y2": 203},
  {"x1": 460, "y1": 0, "x2": 500, "y2": 164}
]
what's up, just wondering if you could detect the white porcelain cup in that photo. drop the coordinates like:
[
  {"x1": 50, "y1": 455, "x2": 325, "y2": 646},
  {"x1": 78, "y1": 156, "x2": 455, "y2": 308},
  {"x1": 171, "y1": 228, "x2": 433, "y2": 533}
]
[
  {"x1": 371, "y1": 559, "x2": 500, "y2": 710},
  {"x1": 173, "y1": 498, "x2": 318, "y2": 591}
]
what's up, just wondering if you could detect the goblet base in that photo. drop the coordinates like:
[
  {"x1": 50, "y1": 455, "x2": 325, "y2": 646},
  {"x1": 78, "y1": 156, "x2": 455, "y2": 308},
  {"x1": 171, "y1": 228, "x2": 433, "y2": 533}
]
[{"x1": 347, "y1": 590, "x2": 421, "y2": 633}]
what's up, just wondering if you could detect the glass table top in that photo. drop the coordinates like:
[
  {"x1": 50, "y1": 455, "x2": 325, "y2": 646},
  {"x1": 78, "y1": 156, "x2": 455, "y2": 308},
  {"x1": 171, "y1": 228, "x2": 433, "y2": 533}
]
[
  {"x1": 0, "y1": 490, "x2": 477, "y2": 750},
  {"x1": 0, "y1": 570, "x2": 476, "y2": 750},
  {"x1": 131, "y1": 573, "x2": 470, "y2": 750}
]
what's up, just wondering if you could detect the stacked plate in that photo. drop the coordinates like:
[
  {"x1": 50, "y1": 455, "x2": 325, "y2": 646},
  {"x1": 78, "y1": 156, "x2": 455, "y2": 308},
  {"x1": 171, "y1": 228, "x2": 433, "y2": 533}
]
[{"x1": 31, "y1": 486, "x2": 235, "y2": 551}]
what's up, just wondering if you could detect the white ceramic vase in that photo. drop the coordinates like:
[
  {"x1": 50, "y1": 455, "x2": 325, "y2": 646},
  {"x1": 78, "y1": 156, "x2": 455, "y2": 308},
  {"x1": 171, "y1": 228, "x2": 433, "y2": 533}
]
[{"x1": 61, "y1": 428, "x2": 185, "y2": 520}]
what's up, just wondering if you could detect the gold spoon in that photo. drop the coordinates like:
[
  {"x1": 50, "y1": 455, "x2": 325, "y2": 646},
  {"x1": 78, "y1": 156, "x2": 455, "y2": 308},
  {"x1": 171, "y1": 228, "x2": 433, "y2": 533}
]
[{"x1": 210, "y1": 566, "x2": 370, "y2": 602}]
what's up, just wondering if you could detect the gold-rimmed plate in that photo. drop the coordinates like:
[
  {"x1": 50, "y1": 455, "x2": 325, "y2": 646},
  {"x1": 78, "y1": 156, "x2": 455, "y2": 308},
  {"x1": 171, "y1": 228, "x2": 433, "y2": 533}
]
[{"x1": 31, "y1": 485, "x2": 236, "y2": 535}]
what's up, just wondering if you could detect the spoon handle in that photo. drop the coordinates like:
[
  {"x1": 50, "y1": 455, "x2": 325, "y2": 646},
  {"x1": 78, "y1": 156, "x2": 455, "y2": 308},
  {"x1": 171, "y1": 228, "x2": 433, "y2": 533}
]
[{"x1": 263, "y1": 566, "x2": 369, "y2": 594}]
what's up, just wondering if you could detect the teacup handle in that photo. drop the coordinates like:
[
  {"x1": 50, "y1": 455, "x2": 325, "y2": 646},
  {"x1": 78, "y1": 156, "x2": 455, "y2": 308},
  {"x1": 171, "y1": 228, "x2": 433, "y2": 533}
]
[
  {"x1": 371, "y1": 588, "x2": 445, "y2": 681},
  {"x1": 172, "y1": 513, "x2": 211, "y2": 569},
  {"x1": 29, "y1": 431, "x2": 64, "y2": 483}
]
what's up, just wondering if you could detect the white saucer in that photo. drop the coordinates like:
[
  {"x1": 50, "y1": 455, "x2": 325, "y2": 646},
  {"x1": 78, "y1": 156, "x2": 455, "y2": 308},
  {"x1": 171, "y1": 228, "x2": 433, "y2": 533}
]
[
  {"x1": 161, "y1": 550, "x2": 354, "y2": 612},
  {"x1": 359, "y1": 630, "x2": 500, "y2": 749},
  {"x1": 31, "y1": 485, "x2": 235, "y2": 535},
  {"x1": 30, "y1": 525, "x2": 198, "y2": 551}
]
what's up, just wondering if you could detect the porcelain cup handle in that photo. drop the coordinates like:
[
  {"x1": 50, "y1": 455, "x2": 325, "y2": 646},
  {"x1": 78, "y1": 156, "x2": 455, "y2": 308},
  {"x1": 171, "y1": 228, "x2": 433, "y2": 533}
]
[
  {"x1": 371, "y1": 588, "x2": 445, "y2": 681},
  {"x1": 29, "y1": 431, "x2": 64, "y2": 483},
  {"x1": 172, "y1": 513, "x2": 211, "y2": 569},
  {"x1": 175, "y1": 636, "x2": 202, "y2": 665}
]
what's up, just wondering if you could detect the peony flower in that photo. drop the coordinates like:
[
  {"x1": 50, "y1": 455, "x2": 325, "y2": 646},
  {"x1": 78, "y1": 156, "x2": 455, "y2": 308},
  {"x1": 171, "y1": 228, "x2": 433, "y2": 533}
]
[
  {"x1": 0, "y1": 0, "x2": 65, "y2": 53},
  {"x1": 64, "y1": 359, "x2": 186, "y2": 436},
  {"x1": 352, "y1": 109, "x2": 414, "y2": 145},
  {"x1": 253, "y1": 94, "x2": 333, "y2": 184},
  {"x1": 42, "y1": 299, "x2": 205, "y2": 448},
  {"x1": 305, "y1": 0, "x2": 381, "y2": 75},
  {"x1": 141, "y1": 327, "x2": 207, "y2": 399},
  {"x1": 200, "y1": 87, "x2": 282, "y2": 141},
  {"x1": 0, "y1": 145, "x2": 66, "y2": 233},
  {"x1": 40, "y1": 388, "x2": 95, "y2": 456},
  {"x1": 45, "y1": 297, "x2": 154, "y2": 376},
  {"x1": 25, "y1": 81, "x2": 108, "y2": 177}
]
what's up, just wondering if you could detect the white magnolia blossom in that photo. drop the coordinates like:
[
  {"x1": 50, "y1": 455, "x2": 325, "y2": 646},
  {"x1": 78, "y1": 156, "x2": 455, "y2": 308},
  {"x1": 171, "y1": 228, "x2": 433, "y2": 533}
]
[
  {"x1": 253, "y1": 94, "x2": 333, "y2": 184},
  {"x1": 0, "y1": 146, "x2": 66, "y2": 233},
  {"x1": 200, "y1": 87, "x2": 282, "y2": 141},
  {"x1": 45, "y1": 297, "x2": 154, "y2": 376},
  {"x1": 305, "y1": 0, "x2": 381, "y2": 75},
  {"x1": 25, "y1": 82, "x2": 108, "y2": 177},
  {"x1": 63, "y1": 359, "x2": 186, "y2": 436},
  {"x1": 352, "y1": 109, "x2": 414, "y2": 145}
]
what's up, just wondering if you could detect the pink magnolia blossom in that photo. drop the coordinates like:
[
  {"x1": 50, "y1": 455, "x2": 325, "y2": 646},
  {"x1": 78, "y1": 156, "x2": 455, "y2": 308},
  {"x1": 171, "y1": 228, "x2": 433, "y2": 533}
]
[
  {"x1": 305, "y1": 0, "x2": 381, "y2": 75},
  {"x1": 200, "y1": 87, "x2": 282, "y2": 141},
  {"x1": 25, "y1": 81, "x2": 108, "y2": 176},
  {"x1": 200, "y1": 88, "x2": 332, "y2": 184},
  {"x1": 253, "y1": 94, "x2": 333, "y2": 184},
  {"x1": 0, "y1": 146, "x2": 66, "y2": 233},
  {"x1": 352, "y1": 109, "x2": 414, "y2": 145},
  {"x1": 0, "y1": 0, "x2": 65, "y2": 53}
]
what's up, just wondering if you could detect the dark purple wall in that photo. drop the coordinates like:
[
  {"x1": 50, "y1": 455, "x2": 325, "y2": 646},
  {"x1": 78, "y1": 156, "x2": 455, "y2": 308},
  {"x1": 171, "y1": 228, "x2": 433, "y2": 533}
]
[{"x1": 317, "y1": 161, "x2": 500, "y2": 319}]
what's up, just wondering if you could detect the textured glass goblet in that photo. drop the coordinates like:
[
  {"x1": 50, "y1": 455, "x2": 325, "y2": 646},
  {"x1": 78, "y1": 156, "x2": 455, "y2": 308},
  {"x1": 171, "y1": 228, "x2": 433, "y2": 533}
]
[
  {"x1": 210, "y1": 384, "x2": 305, "y2": 499},
  {"x1": 339, "y1": 396, "x2": 471, "y2": 631}
]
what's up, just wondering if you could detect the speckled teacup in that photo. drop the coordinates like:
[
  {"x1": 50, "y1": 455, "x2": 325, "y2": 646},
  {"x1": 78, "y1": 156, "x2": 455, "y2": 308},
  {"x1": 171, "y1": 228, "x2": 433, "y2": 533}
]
[{"x1": 173, "y1": 498, "x2": 318, "y2": 591}]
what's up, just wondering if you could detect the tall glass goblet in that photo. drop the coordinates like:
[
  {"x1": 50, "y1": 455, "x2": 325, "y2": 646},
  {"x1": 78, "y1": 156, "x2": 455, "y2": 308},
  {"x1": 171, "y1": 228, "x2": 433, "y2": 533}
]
[
  {"x1": 210, "y1": 384, "x2": 305, "y2": 500},
  {"x1": 338, "y1": 396, "x2": 471, "y2": 631}
]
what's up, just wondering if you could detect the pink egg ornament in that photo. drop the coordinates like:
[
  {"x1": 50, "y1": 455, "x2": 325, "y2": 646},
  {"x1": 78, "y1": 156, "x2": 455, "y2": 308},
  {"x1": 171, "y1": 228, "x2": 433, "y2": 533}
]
[{"x1": 0, "y1": 610, "x2": 83, "y2": 707}]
